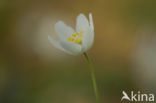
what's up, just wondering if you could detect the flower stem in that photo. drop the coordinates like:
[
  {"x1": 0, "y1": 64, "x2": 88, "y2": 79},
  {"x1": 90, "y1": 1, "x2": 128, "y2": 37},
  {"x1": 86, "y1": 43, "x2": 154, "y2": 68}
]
[{"x1": 83, "y1": 52, "x2": 100, "y2": 103}]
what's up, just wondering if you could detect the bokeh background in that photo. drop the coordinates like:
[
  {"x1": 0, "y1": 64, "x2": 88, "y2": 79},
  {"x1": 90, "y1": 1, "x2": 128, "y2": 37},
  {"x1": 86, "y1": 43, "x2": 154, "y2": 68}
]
[{"x1": 0, "y1": 0, "x2": 156, "y2": 103}]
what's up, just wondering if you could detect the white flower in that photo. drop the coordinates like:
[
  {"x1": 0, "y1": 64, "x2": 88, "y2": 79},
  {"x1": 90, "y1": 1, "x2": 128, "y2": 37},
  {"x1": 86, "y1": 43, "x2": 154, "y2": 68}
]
[{"x1": 48, "y1": 13, "x2": 94, "y2": 55}]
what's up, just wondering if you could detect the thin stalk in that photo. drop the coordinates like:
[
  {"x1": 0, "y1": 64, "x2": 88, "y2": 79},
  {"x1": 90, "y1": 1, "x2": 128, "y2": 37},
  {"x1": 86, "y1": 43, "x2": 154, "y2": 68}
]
[{"x1": 83, "y1": 52, "x2": 100, "y2": 103}]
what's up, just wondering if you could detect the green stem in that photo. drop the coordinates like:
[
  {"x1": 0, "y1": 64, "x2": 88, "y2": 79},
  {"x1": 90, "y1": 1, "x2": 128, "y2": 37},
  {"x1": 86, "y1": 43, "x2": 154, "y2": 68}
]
[{"x1": 83, "y1": 52, "x2": 100, "y2": 103}]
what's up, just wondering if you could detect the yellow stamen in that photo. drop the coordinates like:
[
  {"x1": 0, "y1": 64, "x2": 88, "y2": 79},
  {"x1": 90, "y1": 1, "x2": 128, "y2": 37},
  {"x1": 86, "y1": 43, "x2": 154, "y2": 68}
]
[
  {"x1": 71, "y1": 38, "x2": 76, "y2": 43},
  {"x1": 72, "y1": 33, "x2": 76, "y2": 37},
  {"x1": 67, "y1": 30, "x2": 84, "y2": 44},
  {"x1": 71, "y1": 38, "x2": 75, "y2": 41},
  {"x1": 75, "y1": 32, "x2": 79, "y2": 35},
  {"x1": 77, "y1": 38, "x2": 82, "y2": 44}
]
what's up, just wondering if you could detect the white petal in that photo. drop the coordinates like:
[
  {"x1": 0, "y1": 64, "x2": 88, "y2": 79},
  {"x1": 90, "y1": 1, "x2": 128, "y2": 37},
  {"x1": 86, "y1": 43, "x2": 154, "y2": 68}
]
[
  {"x1": 76, "y1": 14, "x2": 89, "y2": 33},
  {"x1": 82, "y1": 27, "x2": 94, "y2": 52},
  {"x1": 60, "y1": 41, "x2": 82, "y2": 55},
  {"x1": 89, "y1": 13, "x2": 94, "y2": 31},
  {"x1": 48, "y1": 35, "x2": 74, "y2": 54},
  {"x1": 81, "y1": 13, "x2": 94, "y2": 52},
  {"x1": 55, "y1": 21, "x2": 75, "y2": 40}
]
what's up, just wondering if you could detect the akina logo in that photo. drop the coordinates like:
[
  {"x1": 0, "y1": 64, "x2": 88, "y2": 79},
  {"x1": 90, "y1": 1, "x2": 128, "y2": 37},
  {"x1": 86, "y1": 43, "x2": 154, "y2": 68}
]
[{"x1": 121, "y1": 91, "x2": 155, "y2": 102}]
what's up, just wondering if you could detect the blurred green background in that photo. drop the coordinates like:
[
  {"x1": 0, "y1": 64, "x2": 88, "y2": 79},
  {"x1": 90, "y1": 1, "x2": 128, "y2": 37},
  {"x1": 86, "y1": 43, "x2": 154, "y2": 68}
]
[{"x1": 0, "y1": 0, "x2": 156, "y2": 103}]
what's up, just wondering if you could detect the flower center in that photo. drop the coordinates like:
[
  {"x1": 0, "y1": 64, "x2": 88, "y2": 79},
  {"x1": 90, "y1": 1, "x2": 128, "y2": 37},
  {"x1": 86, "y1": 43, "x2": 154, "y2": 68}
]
[{"x1": 67, "y1": 30, "x2": 84, "y2": 44}]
